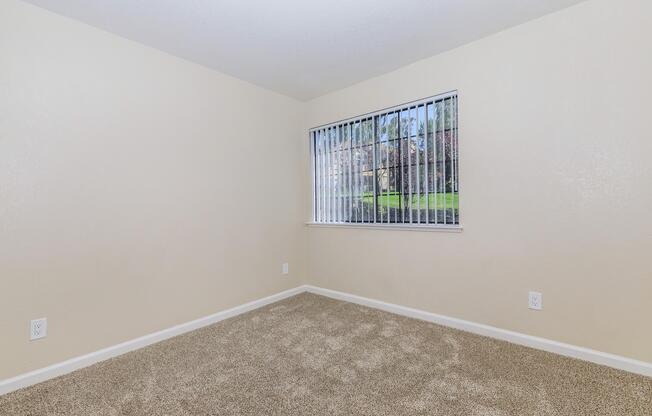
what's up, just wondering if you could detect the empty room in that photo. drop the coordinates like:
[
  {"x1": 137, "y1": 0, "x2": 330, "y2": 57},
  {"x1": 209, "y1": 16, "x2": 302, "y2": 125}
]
[{"x1": 1, "y1": 0, "x2": 651, "y2": 414}]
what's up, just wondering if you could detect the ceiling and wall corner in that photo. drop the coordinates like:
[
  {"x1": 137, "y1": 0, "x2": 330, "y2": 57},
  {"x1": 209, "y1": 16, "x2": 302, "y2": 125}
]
[{"x1": 21, "y1": 0, "x2": 587, "y2": 100}]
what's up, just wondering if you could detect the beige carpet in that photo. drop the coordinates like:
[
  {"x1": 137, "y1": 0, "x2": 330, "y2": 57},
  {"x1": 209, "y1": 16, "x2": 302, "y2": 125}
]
[{"x1": 1, "y1": 293, "x2": 650, "y2": 415}]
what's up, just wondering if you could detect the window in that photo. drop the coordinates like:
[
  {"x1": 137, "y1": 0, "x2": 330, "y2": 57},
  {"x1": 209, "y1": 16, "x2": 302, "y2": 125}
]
[{"x1": 310, "y1": 92, "x2": 459, "y2": 227}]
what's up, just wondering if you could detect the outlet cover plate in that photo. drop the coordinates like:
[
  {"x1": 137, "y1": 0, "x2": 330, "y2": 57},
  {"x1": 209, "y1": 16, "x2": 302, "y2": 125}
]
[
  {"x1": 528, "y1": 291, "x2": 543, "y2": 310},
  {"x1": 30, "y1": 318, "x2": 47, "y2": 340}
]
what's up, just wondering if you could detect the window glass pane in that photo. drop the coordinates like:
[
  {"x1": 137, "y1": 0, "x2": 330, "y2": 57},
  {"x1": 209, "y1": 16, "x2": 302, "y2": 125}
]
[{"x1": 311, "y1": 93, "x2": 457, "y2": 226}]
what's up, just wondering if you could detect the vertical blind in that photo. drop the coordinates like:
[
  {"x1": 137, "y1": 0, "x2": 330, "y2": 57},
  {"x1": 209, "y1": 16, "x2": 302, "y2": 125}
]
[{"x1": 310, "y1": 92, "x2": 459, "y2": 226}]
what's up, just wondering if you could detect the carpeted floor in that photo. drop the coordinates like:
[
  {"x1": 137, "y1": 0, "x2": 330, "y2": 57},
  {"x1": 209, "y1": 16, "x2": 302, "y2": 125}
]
[{"x1": 1, "y1": 293, "x2": 650, "y2": 415}]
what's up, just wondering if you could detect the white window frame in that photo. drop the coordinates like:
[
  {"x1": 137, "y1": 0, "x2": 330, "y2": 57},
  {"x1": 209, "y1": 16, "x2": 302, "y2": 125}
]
[{"x1": 308, "y1": 91, "x2": 461, "y2": 231}]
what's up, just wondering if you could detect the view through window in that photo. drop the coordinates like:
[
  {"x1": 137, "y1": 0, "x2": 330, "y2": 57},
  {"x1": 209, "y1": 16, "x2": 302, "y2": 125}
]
[{"x1": 310, "y1": 92, "x2": 459, "y2": 226}]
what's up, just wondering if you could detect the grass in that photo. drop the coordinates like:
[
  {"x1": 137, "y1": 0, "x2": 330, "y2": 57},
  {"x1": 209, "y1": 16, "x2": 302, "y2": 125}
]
[{"x1": 361, "y1": 192, "x2": 458, "y2": 210}]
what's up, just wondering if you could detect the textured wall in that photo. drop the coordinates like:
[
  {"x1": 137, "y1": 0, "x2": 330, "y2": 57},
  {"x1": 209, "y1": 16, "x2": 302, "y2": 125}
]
[
  {"x1": 0, "y1": 0, "x2": 306, "y2": 379},
  {"x1": 2, "y1": 0, "x2": 650, "y2": 383},
  {"x1": 303, "y1": 0, "x2": 652, "y2": 362}
]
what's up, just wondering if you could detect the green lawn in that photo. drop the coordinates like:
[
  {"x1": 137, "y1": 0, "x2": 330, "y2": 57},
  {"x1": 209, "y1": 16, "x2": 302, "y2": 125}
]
[{"x1": 362, "y1": 192, "x2": 458, "y2": 209}]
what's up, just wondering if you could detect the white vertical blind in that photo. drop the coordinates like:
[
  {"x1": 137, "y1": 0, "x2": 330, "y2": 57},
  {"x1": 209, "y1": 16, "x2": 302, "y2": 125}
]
[{"x1": 311, "y1": 92, "x2": 458, "y2": 227}]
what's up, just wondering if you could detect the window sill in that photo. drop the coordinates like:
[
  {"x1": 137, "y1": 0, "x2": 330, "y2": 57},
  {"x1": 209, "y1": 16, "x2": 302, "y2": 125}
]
[{"x1": 305, "y1": 222, "x2": 463, "y2": 232}]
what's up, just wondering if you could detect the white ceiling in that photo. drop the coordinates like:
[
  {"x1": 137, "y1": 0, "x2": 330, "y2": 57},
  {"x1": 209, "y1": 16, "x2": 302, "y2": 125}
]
[{"x1": 24, "y1": 0, "x2": 587, "y2": 100}]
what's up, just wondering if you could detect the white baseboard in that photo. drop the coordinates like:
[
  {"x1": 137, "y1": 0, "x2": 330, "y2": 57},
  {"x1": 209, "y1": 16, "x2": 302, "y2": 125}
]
[
  {"x1": 2, "y1": 283, "x2": 649, "y2": 396},
  {"x1": 0, "y1": 285, "x2": 308, "y2": 396},
  {"x1": 305, "y1": 285, "x2": 652, "y2": 378}
]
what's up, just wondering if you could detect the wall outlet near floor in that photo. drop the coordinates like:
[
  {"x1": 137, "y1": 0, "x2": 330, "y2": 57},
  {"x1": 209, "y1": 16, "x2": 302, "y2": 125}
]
[
  {"x1": 528, "y1": 291, "x2": 543, "y2": 310},
  {"x1": 30, "y1": 318, "x2": 47, "y2": 340},
  {"x1": 282, "y1": 262, "x2": 289, "y2": 275}
]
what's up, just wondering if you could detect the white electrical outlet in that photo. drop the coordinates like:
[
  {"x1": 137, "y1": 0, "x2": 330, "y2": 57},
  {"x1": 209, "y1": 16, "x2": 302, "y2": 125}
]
[
  {"x1": 282, "y1": 262, "x2": 289, "y2": 275},
  {"x1": 30, "y1": 318, "x2": 47, "y2": 340},
  {"x1": 528, "y1": 291, "x2": 543, "y2": 310}
]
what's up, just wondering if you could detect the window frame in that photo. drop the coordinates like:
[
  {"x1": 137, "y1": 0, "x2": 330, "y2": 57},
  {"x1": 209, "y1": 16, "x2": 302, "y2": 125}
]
[{"x1": 308, "y1": 91, "x2": 461, "y2": 231}]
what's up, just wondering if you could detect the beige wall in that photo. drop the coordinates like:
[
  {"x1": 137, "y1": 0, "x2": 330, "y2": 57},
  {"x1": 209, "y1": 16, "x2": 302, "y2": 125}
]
[
  {"x1": 0, "y1": 0, "x2": 306, "y2": 379},
  {"x1": 304, "y1": 0, "x2": 652, "y2": 362},
  {"x1": 2, "y1": 0, "x2": 651, "y2": 383}
]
